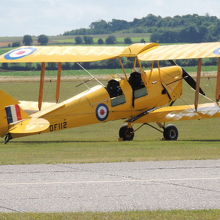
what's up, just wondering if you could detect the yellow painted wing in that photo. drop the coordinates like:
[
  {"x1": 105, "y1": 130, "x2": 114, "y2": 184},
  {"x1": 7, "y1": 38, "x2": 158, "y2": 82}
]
[
  {"x1": 132, "y1": 103, "x2": 220, "y2": 124},
  {"x1": 0, "y1": 43, "x2": 158, "y2": 63},
  {"x1": 138, "y1": 42, "x2": 220, "y2": 61},
  {"x1": 19, "y1": 101, "x2": 56, "y2": 114},
  {"x1": 1, "y1": 42, "x2": 220, "y2": 63}
]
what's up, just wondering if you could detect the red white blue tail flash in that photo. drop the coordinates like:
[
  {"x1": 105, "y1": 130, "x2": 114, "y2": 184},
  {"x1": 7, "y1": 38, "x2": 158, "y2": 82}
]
[{"x1": 5, "y1": 104, "x2": 22, "y2": 124}]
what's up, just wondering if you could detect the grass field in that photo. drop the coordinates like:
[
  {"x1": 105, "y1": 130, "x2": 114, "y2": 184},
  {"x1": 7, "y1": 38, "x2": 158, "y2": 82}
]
[
  {"x1": 0, "y1": 210, "x2": 220, "y2": 220},
  {"x1": 0, "y1": 78, "x2": 219, "y2": 165},
  {"x1": 0, "y1": 68, "x2": 129, "y2": 76},
  {"x1": 0, "y1": 65, "x2": 218, "y2": 77},
  {"x1": 0, "y1": 47, "x2": 11, "y2": 54},
  {"x1": 55, "y1": 35, "x2": 151, "y2": 44},
  {"x1": 0, "y1": 33, "x2": 151, "y2": 46}
]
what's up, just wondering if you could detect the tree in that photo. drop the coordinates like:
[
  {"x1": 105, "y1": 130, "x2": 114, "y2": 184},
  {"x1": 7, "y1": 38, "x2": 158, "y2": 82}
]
[
  {"x1": 38, "y1": 35, "x2": 49, "y2": 45},
  {"x1": 109, "y1": 19, "x2": 129, "y2": 32},
  {"x1": 97, "y1": 38, "x2": 104, "y2": 44},
  {"x1": 12, "y1": 42, "x2": 21, "y2": 47},
  {"x1": 150, "y1": 30, "x2": 179, "y2": 43},
  {"x1": 75, "y1": 36, "x2": 83, "y2": 44},
  {"x1": 83, "y1": 36, "x2": 94, "y2": 44},
  {"x1": 23, "y1": 35, "x2": 33, "y2": 46},
  {"x1": 1, "y1": 63, "x2": 8, "y2": 69},
  {"x1": 89, "y1": 20, "x2": 109, "y2": 34},
  {"x1": 105, "y1": 35, "x2": 116, "y2": 44},
  {"x1": 124, "y1": 37, "x2": 132, "y2": 44}
]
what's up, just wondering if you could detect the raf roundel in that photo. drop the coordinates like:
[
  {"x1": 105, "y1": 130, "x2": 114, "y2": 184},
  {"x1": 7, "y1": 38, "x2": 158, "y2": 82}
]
[
  {"x1": 213, "y1": 48, "x2": 220, "y2": 55},
  {"x1": 96, "y1": 104, "x2": 109, "y2": 121},
  {"x1": 4, "y1": 47, "x2": 37, "y2": 60}
]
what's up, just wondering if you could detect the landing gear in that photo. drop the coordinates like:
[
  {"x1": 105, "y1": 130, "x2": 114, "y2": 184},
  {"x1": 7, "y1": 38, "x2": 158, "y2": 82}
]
[
  {"x1": 163, "y1": 125, "x2": 178, "y2": 140},
  {"x1": 119, "y1": 125, "x2": 134, "y2": 141},
  {"x1": 118, "y1": 123, "x2": 178, "y2": 141},
  {"x1": 4, "y1": 133, "x2": 12, "y2": 144}
]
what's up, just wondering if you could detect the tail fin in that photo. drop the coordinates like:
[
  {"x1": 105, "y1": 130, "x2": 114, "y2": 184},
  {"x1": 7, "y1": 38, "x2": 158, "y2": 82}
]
[{"x1": 0, "y1": 90, "x2": 29, "y2": 137}]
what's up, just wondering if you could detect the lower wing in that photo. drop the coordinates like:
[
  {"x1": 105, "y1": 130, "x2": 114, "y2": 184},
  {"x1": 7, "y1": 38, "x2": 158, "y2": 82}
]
[{"x1": 132, "y1": 103, "x2": 220, "y2": 124}]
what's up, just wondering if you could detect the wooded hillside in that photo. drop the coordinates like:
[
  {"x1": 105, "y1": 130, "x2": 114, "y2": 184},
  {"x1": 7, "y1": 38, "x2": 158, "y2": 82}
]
[{"x1": 64, "y1": 14, "x2": 220, "y2": 43}]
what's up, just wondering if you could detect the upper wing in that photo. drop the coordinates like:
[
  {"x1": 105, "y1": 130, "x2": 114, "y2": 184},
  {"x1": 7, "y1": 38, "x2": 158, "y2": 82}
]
[
  {"x1": 132, "y1": 103, "x2": 220, "y2": 124},
  {"x1": 138, "y1": 42, "x2": 220, "y2": 61},
  {"x1": 1, "y1": 42, "x2": 220, "y2": 63},
  {"x1": 0, "y1": 43, "x2": 158, "y2": 63}
]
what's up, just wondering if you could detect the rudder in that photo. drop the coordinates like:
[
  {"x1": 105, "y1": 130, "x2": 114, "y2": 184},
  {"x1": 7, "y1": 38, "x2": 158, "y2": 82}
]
[{"x1": 0, "y1": 90, "x2": 28, "y2": 137}]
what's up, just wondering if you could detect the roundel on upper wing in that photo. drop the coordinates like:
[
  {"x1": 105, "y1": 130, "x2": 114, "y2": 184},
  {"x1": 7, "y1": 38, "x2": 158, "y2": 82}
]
[
  {"x1": 4, "y1": 47, "x2": 37, "y2": 60},
  {"x1": 213, "y1": 48, "x2": 220, "y2": 55},
  {"x1": 96, "y1": 104, "x2": 109, "y2": 121}
]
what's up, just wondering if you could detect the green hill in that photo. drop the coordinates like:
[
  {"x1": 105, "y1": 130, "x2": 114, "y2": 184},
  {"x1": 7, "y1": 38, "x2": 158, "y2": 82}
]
[{"x1": 64, "y1": 14, "x2": 220, "y2": 43}]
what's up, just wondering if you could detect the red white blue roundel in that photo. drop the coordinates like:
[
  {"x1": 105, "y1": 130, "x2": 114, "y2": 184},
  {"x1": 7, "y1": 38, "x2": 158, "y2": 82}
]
[
  {"x1": 96, "y1": 104, "x2": 109, "y2": 121},
  {"x1": 214, "y1": 48, "x2": 220, "y2": 55},
  {"x1": 4, "y1": 47, "x2": 37, "y2": 60}
]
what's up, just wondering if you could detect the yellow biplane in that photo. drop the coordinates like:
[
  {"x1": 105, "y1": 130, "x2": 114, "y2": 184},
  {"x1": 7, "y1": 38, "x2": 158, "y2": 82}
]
[{"x1": 1, "y1": 42, "x2": 220, "y2": 143}]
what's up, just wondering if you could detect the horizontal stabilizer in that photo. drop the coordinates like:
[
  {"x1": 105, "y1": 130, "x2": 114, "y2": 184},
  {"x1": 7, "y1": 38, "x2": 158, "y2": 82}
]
[{"x1": 9, "y1": 118, "x2": 49, "y2": 138}]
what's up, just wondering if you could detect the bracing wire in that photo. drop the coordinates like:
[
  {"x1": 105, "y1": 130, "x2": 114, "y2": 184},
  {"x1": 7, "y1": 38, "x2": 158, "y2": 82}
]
[{"x1": 76, "y1": 62, "x2": 104, "y2": 87}]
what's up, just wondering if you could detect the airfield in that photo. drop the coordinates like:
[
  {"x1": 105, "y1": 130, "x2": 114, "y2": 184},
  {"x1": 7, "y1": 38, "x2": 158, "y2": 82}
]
[{"x1": 0, "y1": 74, "x2": 220, "y2": 219}]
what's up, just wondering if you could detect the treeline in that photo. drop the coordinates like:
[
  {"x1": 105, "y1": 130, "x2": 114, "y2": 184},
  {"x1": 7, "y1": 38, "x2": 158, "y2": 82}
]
[
  {"x1": 1, "y1": 58, "x2": 217, "y2": 72},
  {"x1": 151, "y1": 24, "x2": 219, "y2": 43},
  {"x1": 8, "y1": 34, "x2": 49, "y2": 48},
  {"x1": 1, "y1": 59, "x2": 134, "y2": 71},
  {"x1": 74, "y1": 35, "x2": 137, "y2": 45},
  {"x1": 64, "y1": 14, "x2": 220, "y2": 43}
]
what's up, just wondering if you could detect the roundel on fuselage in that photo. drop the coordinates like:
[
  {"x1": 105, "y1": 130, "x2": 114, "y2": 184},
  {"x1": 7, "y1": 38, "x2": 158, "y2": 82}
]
[{"x1": 96, "y1": 104, "x2": 109, "y2": 121}]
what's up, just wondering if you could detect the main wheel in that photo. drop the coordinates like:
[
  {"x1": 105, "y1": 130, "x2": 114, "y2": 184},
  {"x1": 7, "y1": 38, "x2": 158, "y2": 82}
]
[
  {"x1": 163, "y1": 125, "x2": 178, "y2": 141},
  {"x1": 119, "y1": 125, "x2": 134, "y2": 141}
]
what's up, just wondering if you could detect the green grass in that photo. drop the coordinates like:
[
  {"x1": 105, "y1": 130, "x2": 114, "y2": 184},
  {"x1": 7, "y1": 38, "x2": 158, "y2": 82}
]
[
  {"x1": 0, "y1": 33, "x2": 151, "y2": 49},
  {"x1": 0, "y1": 68, "x2": 127, "y2": 76},
  {"x1": 0, "y1": 47, "x2": 11, "y2": 54},
  {"x1": 53, "y1": 33, "x2": 151, "y2": 44},
  {"x1": 0, "y1": 79, "x2": 219, "y2": 165},
  {"x1": 184, "y1": 65, "x2": 217, "y2": 72},
  {"x1": 55, "y1": 37, "x2": 146, "y2": 44},
  {"x1": 0, "y1": 210, "x2": 220, "y2": 220},
  {"x1": 0, "y1": 65, "x2": 217, "y2": 77}
]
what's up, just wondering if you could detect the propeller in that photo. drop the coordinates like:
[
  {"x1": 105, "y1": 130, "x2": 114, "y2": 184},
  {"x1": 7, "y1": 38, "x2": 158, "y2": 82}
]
[{"x1": 168, "y1": 60, "x2": 205, "y2": 96}]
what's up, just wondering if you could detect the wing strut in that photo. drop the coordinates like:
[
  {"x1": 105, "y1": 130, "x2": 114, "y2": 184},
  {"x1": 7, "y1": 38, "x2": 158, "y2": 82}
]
[
  {"x1": 216, "y1": 58, "x2": 220, "y2": 103},
  {"x1": 194, "y1": 58, "x2": 202, "y2": 111},
  {"x1": 119, "y1": 58, "x2": 128, "y2": 80},
  {"x1": 56, "y1": 62, "x2": 62, "y2": 103},
  {"x1": 38, "y1": 62, "x2": 46, "y2": 111}
]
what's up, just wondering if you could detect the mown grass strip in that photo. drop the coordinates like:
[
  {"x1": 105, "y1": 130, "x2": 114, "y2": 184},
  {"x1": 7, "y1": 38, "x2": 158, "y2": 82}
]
[
  {"x1": 0, "y1": 65, "x2": 218, "y2": 77},
  {"x1": 0, "y1": 210, "x2": 220, "y2": 220}
]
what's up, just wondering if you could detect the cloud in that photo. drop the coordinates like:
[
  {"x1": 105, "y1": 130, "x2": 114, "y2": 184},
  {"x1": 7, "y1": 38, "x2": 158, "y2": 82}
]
[{"x1": 0, "y1": 0, "x2": 220, "y2": 36}]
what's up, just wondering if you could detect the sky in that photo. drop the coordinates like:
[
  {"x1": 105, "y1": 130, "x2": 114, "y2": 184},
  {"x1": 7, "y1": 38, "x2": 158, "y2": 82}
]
[{"x1": 1, "y1": 0, "x2": 220, "y2": 36}]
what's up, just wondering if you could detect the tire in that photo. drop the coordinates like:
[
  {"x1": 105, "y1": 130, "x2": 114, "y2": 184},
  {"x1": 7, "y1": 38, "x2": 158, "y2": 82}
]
[
  {"x1": 119, "y1": 125, "x2": 134, "y2": 141},
  {"x1": 163, "y1": 125, "x2": 178, "y2": 141}
]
